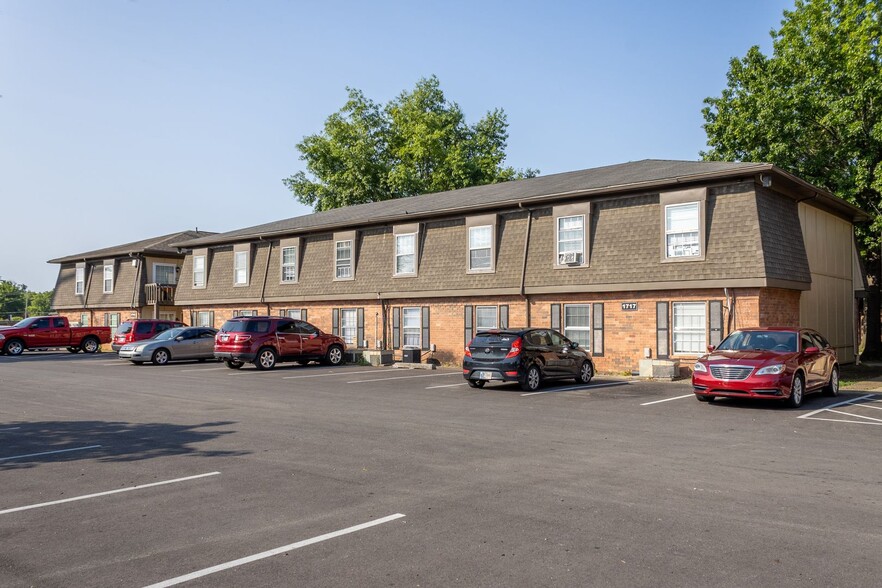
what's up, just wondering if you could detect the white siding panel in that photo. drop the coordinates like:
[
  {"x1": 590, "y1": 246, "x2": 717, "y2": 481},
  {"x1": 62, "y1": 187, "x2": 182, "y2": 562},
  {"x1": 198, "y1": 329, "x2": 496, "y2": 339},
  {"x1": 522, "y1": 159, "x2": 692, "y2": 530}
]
[{"x1": 798, "y1": 204, "x2": 856, "y2": 363}]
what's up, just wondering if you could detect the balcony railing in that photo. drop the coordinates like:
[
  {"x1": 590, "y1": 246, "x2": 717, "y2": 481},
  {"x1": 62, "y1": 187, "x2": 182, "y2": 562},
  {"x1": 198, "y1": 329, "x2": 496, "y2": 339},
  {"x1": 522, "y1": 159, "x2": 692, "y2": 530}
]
[{"x1": 145, "y1": 283, "x2": 176, "y2": 305}]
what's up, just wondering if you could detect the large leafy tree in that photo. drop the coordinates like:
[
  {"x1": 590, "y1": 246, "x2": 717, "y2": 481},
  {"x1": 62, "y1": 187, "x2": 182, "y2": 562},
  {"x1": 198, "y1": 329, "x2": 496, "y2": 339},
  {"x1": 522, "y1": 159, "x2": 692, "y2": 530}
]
[
  {"x1": 702, "y1": 0, "x2": 882, "y2": 354},
  {"x1": 284, "y1": 76, "x2": 537, "y2": 211},
  {"x1": 0, "y1": 278, "x2": 52, "y2": 320}
]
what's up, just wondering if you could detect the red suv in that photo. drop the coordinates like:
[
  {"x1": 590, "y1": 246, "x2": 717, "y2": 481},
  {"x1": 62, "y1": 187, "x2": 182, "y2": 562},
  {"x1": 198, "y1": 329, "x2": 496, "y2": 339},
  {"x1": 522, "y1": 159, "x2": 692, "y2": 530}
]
[
  {"x1": 214, "y1": 316, "x2": 345, "y2": 370},
  {"x1": 112, "y1": 319, "x2": 185, "y2": 351}
]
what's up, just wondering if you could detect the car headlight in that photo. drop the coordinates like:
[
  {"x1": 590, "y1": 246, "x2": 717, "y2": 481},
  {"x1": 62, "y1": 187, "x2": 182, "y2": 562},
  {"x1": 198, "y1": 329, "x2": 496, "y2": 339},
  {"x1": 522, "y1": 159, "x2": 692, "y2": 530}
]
[
  {"x1": 0, "y1": 333, "x2": 5, "y2": 341},
  {"x1": 756, "y1": 364, "x2": 785, "y2": 375},
  {"x1": 693, "y1": 362, "x2": 708, "y2": 373}
]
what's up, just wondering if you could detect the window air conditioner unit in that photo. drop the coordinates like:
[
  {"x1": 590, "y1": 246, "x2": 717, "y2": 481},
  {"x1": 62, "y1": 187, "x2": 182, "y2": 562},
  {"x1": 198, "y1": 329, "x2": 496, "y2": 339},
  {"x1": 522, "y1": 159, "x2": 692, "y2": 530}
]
[{"x1": 559, "y1": 252, "x2": 581, "y2": 265}]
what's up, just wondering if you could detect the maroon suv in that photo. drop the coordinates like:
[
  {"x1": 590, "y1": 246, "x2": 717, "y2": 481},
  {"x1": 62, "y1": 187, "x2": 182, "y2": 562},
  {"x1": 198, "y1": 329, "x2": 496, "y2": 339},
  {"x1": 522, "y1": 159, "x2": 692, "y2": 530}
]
[{"x1": 214, "y1": 316, "x2": 345, "y2": 370}]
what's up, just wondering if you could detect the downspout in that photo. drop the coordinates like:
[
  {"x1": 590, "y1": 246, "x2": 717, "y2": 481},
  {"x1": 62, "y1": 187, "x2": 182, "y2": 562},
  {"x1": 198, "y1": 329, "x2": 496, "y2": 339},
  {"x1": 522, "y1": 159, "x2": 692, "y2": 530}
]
[
  {"x1": 518, "y1": 203, "x2": 534, "y2": 326},
  {"x1": 130, "y1": 254, "x2": 141, "y2": 315},
  {"x1": 83, "y1": 261, "x2": 94, "y2": 327},
  {"x1": 258, "y1": 237, "x2": 273, "y2": 313}
]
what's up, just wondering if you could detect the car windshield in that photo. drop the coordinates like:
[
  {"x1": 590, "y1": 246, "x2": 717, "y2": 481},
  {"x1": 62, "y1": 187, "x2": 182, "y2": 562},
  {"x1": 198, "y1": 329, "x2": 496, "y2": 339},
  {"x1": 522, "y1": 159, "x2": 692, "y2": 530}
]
[
  {"x1": 12, "y1": 317, "x2": 37, "y2": 328},
  {"x1": 716, "y1": 330, "x2": 798, "y2": 352},
  {"x1": 154, "y1": 327, "x2": 187, "y2": 341}
]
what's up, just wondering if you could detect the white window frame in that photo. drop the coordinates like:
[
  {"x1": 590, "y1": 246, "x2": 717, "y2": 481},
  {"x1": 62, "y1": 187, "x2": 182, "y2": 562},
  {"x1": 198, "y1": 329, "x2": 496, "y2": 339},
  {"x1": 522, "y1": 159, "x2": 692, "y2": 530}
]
[
  {"x1": 340, "y1": 308, "x2": 358, "y2": 345},
  {"x1": 563, "y1": 304, "x2": 591, "y2": 350},
  {"x1": 153, "y1": 263, "x2": 177, "y2": 285},
  {"x1": 196, "y1": 311, "x2": 213, "y2": 327},
  {"x1": 281, "y1": 245, "x2": 298, "y2": 283},
  {"x1": 402, "y1": 307, "x2": 421, "y2": 347},
  {"x1": 103, "y1": 264, "x2": 114, "y2": 294},
  {"x1": 105, "y1": 312, "x2": 120, "y2": 334},
  {"x1": 665, "y1": 202, "x2": 701, "y2": 259},
  {"x1": 234, "y1": 310, "x2": 256, "y2": 317},
  {"x1": 468, "y1": 225, "x2": 493, "y2": 272},
  {"x1": 286, "y1": 309, "x2": 303, "y2": 320},
  {"x1": 159, "y1": 312, "x2": 177, "y2": 321},
  {"x1": 336, "y1": 240, "x2": 353, "y2": 280},
  {"x1": 395, "y1": 233, "x2": 417, "y2": 276},
  {"x1": 80, "y1": 312, "x2": 89, "y2": 327},
  {"x1": 672, "y1": 302, "x2": 707, "y2": 355},
  {"x1": 234, "y1": 250, "x2": 248, "y2": 285},
  {"x1": 75, "y1": 267, "x2": 85, "y2": 295},
  {"x1": 557, "y1": 215, "x2": 585, "y2": 266},
  {"x1": 475, "y1": 306, "x2": 498, "y2": 330},
  {"x1": 193, "y1": 255, "x2": 206, "y2": 288}
]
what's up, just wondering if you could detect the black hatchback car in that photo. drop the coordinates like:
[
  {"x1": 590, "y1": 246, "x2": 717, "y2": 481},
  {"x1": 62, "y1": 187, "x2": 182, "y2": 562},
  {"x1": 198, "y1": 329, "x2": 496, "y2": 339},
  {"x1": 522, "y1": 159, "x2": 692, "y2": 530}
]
[{"x1": 463, "y1": 328, "x2": 594, "y2": 391}]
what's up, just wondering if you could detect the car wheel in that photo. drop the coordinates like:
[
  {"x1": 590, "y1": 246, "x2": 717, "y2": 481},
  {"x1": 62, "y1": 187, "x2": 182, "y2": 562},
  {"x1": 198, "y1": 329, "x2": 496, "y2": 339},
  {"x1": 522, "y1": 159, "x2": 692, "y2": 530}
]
[
  {"x1": 67, "y1": 347, "x2": 80, "y2": 354},
  {"x1": 520, "y1": 365, "x2": 541, "y2": 392},
  {"x1": 81, "y1": 337, "x2": 100, "y2": 354},
  {"x1": 787, "y1": 373, "x2": 805, "y2": 408},
  {"x1": 4, "y1": 339, "x2": 25, "y2": 356},
  {"x1": 225, "y1": 359, "x2": 243, "y2": 370},
  {"x1": 255, "y1": 347, "x2": 277, "y2": 370},
  {"x1": 575, "y1": 361, "x2": 594, "y2": 384},
  {"x1": 324, "y1": 345, "x2": 344, "y2": 366},
  {"x1": 467, "y1": 380, "x2": 486, "y2": 388},
  {"x1": 824, "y1": 366, "x2": 839, "y2": 397},
  {"x1": 152, "y1": 348, "x2": 170, "y2": 366}
]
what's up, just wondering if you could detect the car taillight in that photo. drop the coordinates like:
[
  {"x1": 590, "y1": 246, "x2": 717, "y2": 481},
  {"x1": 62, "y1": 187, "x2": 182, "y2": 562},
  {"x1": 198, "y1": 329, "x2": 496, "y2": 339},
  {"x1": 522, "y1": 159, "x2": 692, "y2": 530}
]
[
  {"x1": 233, "y1": 334, "x2": 252, "y2": 343},
  {"x1": 464, "y1": 340, "x2": 473, "y2": 358},
  {"x1": 505, "y1": 337, "x2": 522, "y2": 359}
]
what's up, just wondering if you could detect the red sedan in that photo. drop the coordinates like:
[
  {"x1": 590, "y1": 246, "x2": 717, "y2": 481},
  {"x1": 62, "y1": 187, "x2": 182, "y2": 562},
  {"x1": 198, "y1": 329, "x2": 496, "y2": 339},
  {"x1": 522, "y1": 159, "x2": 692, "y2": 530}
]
[{"x1": 692, "y1": 327, "x2": 839, "y2": 408}]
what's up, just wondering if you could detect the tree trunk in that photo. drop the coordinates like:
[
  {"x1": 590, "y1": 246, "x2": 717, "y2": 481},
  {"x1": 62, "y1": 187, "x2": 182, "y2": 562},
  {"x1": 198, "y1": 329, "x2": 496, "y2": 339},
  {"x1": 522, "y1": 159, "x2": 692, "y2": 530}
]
[{"x1": 862, "y1": 264, "x2": 882, "y2": 359}]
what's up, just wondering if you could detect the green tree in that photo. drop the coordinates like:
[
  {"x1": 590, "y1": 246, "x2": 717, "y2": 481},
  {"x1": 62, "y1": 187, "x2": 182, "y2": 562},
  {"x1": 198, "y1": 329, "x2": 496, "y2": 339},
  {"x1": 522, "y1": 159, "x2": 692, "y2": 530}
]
[
  {"x1": 701, "y1": 0, "x2": 882, "y2": 354},
  {"x1": 27, "y1": 291, "x2": 53, "y2": 317},
  {"x1": 0, "y1": 278, "x2": 27, "y2": 319},
  {"x1": 284, "y1": 76, "x2": 537, "y2": 211}
]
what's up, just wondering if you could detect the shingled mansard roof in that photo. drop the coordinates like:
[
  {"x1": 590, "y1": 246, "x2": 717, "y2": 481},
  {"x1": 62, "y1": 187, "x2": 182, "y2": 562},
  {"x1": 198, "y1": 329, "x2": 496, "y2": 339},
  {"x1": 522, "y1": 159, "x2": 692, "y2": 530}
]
[
  {"x1": 48, "y1": 230, "x2": 216, "y2": 264},
  {"x1": 174, "y1": 159, "x2": 869, "y2": 249}
]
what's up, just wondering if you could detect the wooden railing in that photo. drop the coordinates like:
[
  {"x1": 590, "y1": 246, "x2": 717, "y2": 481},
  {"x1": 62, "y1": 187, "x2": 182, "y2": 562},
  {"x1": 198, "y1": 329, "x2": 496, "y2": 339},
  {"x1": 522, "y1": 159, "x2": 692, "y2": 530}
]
[{"x1": 145, "y1": 283, "x2": 176, "y2": 305}]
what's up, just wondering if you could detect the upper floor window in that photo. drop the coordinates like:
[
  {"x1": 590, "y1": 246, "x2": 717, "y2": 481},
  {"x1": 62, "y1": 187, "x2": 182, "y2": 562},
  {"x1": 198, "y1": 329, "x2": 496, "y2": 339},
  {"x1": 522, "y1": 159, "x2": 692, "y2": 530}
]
[
  {"x1": 153, "y1": 263, "x2": 177, "y2": 285},
  {"x1": 281, "y1": 246, "x2": 298, "y2": 283},
  {"x1": 665, "y1": 202, "x2": 701, "y2": 258},
  {"x1": 193, "y1": 255, "x2": 206, "y2": 288},
  {"x1": 469, "y1": 226, "x2": 492, "y2": 271},
  {"x1": 553, "y1": 203, "x2": 591, "y2": 268},
  {"x1": 103, "y1": 264, "x2": 114, "y2": 293},
  {"x1": 234, "y1": 250, "x2": 248, "y2": 285},
  {"x1": 395, "y1": 233, "x2": 416, "y2": 276},
  {"x1": 75, "y1": 265, "x2": 85, "y2": 295},
  {"x1": 336, "y1": 240, "x2": 352, "y2": 279}
]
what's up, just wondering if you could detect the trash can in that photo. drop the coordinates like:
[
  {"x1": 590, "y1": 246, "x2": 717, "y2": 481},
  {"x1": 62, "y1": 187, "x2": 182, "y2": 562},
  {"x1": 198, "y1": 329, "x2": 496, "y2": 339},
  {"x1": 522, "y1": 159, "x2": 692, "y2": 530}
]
[{"x1": 402, "y1": 345, "x2": 421, "y2": 363}]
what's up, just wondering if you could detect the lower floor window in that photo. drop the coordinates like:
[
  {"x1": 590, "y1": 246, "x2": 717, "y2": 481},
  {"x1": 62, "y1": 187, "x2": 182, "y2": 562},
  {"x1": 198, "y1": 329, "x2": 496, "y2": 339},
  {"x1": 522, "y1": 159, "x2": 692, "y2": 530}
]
[
  {"x1": 80, "y1": 313, "x2": 90, "y2": 327},
  {"x1": 286, "y1": 309, "x2": 302, "y2": 320},
  {"x1": 104, "y1": 313, "x2": 120, "y2": 335},
  {"x1": 563, "y1": 304, "x2": 590, "y2": 349},
  {"x1": 672, "y1": 302, "x2": 706, "y2": 354},
  {"x1": 234, "y1": 310, "x2": 256, "y2": 317},
  {"x1": 475, "y1": 306, "x2": 497, "y2": 330},
  {"x1": 340, "y1": 309, "x2": 357, "y2": 345},
  {"x1": 402, "y1": 307, "x2": 421, "y2": 347},
  {"x1": 196, "y1": 311, "x2": 213, "y2": 327}
]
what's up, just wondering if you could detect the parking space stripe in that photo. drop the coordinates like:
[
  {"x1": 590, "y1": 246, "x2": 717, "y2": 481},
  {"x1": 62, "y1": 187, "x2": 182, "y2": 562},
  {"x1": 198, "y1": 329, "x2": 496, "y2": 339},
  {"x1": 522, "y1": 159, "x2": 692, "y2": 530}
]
[
  {"x1": 178, "y1": 367, "x2": 228, "y2": 373},
  {"x1": 99, "y1": 363, "x2": 129, "y2": 367},
  {"x1": 0, "y1": 445, "x2": 102, "y2": 462},
  {"x1": 0, "y1": 472, "x2": 221, "y2": 515},
  {"x1": 426, "y1": 383, "x2": 469, "y2": 389},
  {"x1": 0, "y1": 427, "x2": 22, "y2": 432},
  {"x1": 823, "y1": 409, "x2": 882, "y2": 423},
  {"x1": 640, "y1": 393, "x2": 695, "y2": 406},
  {"x1": 282, "y1": 369, "x2": 395, "y2": 380},
  {"x1": 143, "y1": 512, "x2": 406, "y2": 588},
  {"x1": 347, "y1": 373, "x2": 460, "y2": 384},
  {"x1": 798, "y1": 394, "x2": 876, "y2": 419},
  {"x1": 521, "y1": 381, "x2": 629, "y2": 397}
]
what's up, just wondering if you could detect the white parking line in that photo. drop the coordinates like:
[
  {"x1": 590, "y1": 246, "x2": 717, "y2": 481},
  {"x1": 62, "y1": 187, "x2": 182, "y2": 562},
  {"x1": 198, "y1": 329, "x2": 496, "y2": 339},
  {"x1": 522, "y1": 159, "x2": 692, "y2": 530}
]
[
  {"x1": 143, "y1": 512, "x2": 406, "y2": 588},
  {"x1": 0, "y1": 427, "x2": 22, "y2": 432},
  {"x1": 282, "y1": 369, "x2": 395, "y2": 380},
  {"x1": 640, "y1": 393, "x2": 695, "y2": 406},
  {"x1": 0, "y1": 472, "x2": 221, "y2": 515},
  {"x1": 426, "y1": 383, "x2": 469, "y2": 389},
  {"x1": 178, "y1": 367, "x2": 228, "y2": 373},
  {"x1": 99, "y1": 362, "x2": 129, "y2": 367},
  {"x1": 823, "y1": 409, "x2": 882, "y2": 423},
  {"x1": 798, "y1": 394, "x2": 876, "y2": 419},
  {"x1": 348, "y1": 372, "x2": 461, "y2": 384},
  {"x1": 0, "y1": 445, "x2": 102, "y2": 462},
  {"x1": 521, "y1": 381, "x2": 629, "y2": 396}
]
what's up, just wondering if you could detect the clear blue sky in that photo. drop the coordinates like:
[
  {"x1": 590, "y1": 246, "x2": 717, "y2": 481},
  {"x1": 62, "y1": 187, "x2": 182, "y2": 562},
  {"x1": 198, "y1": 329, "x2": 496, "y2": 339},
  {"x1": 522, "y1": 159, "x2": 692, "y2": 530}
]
[{"x1": 1, "y1": 0, "x2": 793, "y2": 292}]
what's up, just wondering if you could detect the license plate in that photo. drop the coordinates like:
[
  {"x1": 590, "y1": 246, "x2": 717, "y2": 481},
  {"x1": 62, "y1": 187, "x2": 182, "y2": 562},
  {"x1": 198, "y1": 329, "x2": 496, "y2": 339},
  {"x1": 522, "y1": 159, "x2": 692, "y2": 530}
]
[{"x1": 475, "y1": 371, "x2": 492, "y2": 380}]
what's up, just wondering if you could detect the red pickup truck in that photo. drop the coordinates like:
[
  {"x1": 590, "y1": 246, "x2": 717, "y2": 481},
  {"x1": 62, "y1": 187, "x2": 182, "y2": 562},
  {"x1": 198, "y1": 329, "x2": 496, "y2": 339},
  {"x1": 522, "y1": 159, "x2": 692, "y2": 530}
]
[{"x1": 0, "y1": 316, "x2": 112, "y2": 356}]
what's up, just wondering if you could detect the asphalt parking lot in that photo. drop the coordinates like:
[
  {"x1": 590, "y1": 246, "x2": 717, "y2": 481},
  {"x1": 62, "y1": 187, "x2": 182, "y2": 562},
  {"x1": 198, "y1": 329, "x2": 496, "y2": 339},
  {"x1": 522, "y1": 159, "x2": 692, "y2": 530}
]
[{"x1": 1, "y1": 351, "x2": 881, "y2": 587}]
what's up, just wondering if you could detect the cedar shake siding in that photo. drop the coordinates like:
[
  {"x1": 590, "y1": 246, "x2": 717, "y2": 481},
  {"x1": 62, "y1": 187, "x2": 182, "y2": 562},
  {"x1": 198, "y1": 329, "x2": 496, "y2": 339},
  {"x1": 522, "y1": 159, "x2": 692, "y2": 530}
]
[{"x1": 172, "y1": 161, "x2": 867, "y2": 370}]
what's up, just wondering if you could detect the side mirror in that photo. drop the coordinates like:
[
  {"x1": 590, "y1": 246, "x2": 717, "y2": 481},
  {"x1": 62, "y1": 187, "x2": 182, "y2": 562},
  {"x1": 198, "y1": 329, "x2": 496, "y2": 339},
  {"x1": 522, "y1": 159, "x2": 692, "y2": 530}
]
[
  {"x1": 570, "y1": 342, "x2": 579, "y2": 349},
  {"x1": 804, "y1": 346, "x2": 819, "y2": 354},
  {"x1": 706, "y1": 345, "x2": 715, "y2": 352},
  {"x1": 175, "y1": 336, "x2": 184, "y2": 341}
]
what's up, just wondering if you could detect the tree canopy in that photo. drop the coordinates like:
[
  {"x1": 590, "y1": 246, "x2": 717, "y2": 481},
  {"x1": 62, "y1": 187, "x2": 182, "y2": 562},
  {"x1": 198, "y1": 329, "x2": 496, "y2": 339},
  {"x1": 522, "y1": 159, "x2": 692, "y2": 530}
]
[
  {"x1": 0, "y1": 278, "x2": 52, "y2": 320},
  {"x1": 284, "y1": 76, "x2": 537, "y2": 211},
  {"x1": 702, "y1": 0, "x2": 881, "y2": 256}
]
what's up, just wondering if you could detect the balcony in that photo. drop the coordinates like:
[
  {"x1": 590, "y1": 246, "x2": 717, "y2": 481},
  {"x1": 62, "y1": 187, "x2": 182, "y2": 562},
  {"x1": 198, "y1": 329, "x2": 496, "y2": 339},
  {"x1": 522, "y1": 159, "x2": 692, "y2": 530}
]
[{"x1": 145, "y1": 283, "x2": 176, "y2": 305}]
